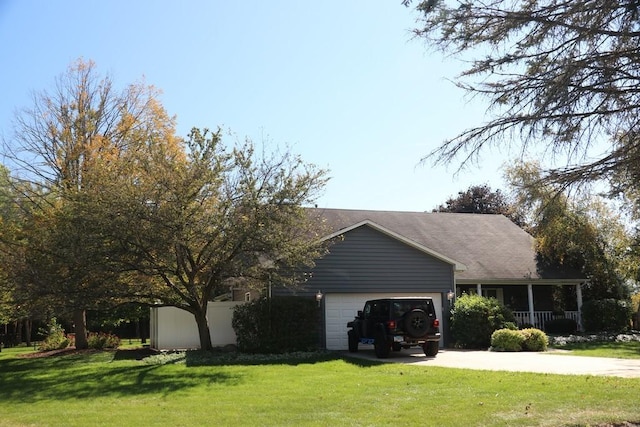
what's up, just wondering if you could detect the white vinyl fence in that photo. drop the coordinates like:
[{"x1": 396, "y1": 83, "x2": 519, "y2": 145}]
[
  {"x1": 513, "y1": 311, "x2": 580, "y2": 330},
  {"x1": 150, "y1": 301, "x2": 243, "y2": 350}
]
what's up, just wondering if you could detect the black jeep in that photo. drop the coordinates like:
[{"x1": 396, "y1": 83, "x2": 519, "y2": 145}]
[{"x1": 347, "y1": 297, "x2": 441, "y2": 358}]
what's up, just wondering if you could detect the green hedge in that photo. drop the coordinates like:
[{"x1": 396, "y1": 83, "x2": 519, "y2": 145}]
[
  {"x1": 520, "y1": 328, "x2": 548, "y2": 351},
  {"x1": 232, "y1": 297, "x2": 320, "y2": 354},
  {"x1": 491, "y1": 329, "x2": 524, "y2": 351},
  {"x1": 582, "y1": 299, "x2": 632, "y2": 332},
  {"x1": 491, "y1": 328, "x2": 548, "y2": 352},
  {"x1": 451, "y1": 294, "x2": 516, "y2": 349}
]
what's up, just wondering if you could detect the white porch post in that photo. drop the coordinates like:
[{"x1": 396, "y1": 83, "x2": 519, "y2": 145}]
[
  {"x1": 476, "y1": 283, "x2": 482, "y2": 296},
  {"x1": 576, "y1": 282, "x2": 584, "y2": 331},
  {"x1": 527, "y1": 283, "x2": 535, "y2": 327}
]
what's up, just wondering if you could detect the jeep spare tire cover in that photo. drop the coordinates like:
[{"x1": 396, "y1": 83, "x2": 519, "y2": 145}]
[{"x1": 404, "y1": 309, "x2": 429, "y2": 337}]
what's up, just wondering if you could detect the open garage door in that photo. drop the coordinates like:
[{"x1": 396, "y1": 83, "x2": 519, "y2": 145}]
[{"x1": 324, "y1": 293, "x2": 443, "y2": 350}]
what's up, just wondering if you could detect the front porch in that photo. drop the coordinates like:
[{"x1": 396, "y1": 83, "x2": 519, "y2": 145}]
[
  {"x1": 456, "y1": 281, "x2": 585, "y2": 331},
  {"x1": 513, "y1": 311, "x2": 580, "y2": 330}
]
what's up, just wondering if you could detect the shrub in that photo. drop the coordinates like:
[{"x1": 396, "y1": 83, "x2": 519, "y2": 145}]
[
  {"x1": 87, "y1": 332, "x2": 120, "y2": 349},
  {"x1": 39, "y1": 318, "x2": 71, "y2": 351},
  {"x1": 232, "y1": 297, "x2": 319, "y2": 354},
  {"x1": 544, "y1": 318, "x2": 577, "y2": 334},
  {"x1": 520, "y1": 328, "x2": 548, "y2": 351},
  {"x1": 491, "y1": 329, "x2": 524, "y2": 351},
  {"x1": 451, "y1": 294, "x2": 516, "y2": 349},
  {"x1": 582, "y1": 299, "x2": 633, "y2": 332},
  {"x1": 491, "y1": 328, "x2": 548, "y2": 352}
]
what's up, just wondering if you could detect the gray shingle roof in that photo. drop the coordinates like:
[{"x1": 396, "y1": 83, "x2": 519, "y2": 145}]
[{"x1": 313, "y1": 208, "x2": 584, "y2": 283}]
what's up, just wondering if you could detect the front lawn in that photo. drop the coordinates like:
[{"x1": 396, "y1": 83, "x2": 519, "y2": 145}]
[
  {"x1": 550, "y1": 334, "x2": 640, "y2": 359},
  {"x1": 0, "y1": 346, "x2": 638, "y2": 426},
  {"x1": 552, "y1": 340, "x2": 640, "y2": 359}
]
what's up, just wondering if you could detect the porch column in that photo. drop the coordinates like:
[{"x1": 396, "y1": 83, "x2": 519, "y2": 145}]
[
  {"x1": 527, "y1": 283, "x2": 535, "y2": 327},
  {"x1": 576, "y1": 282, "x2": 583, "y2": 331},
  {"x1": 476, "y1": 283, "x2": 482, "y2": 296}
]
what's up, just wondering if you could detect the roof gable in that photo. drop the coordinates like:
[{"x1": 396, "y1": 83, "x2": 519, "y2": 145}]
[{"x1": 322, "y1": 219, "x2": 467, "y2": 272}]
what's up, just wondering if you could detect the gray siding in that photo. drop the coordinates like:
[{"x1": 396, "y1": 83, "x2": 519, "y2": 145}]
[{"x1": 275, "y1": 225, "x2": 454, "y2": 296}]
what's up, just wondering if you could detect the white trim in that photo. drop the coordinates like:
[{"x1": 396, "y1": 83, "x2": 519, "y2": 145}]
[
  {"x1": 527, "y1": 284, "x2": 535, "y2": 327},
  {"x1": 576, "y1": 283, "x2": 584, "y2": 331},
  {"x1": 322, "y1": 220, "x2": 467, "y2": 272},
  {"x1": 456, "y1": 278, "x2": 585, "y2": 285}
]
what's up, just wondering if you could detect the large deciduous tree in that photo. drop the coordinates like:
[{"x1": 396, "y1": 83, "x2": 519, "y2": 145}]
[
  {"x1": 507, "y1": 162, "x2": 633, "y2": 300},
  {"x1": 4, "y1": 59, "x2": 179, "y2": 348},
  {"x1": 80, "y1": 128, "x2": 329, "y2": 351},
  {"x1": 433, "y1": 183, "x2": 525, "y2": 226},
  {"x1": 405, "y1": 1, "x2": 640, "y2": 188}
]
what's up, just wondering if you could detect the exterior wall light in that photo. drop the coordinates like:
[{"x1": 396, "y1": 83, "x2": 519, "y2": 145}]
[{"x1": 315, "y1": 290, "x2": 323, "y2": 307}]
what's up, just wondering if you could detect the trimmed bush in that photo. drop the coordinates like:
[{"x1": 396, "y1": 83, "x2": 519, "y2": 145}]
[
  {"x1": 491, "y1": 327, "x2": 548, "y2": 352},
  {"x1": 544, "y1": 318, "x2": 578, "y2": 334},
  {"x1": 451, "y1": 294, "x2": 516, "y2": 349},
  {"x1": 520, "y1": 328, "x2": 548, "y2": 351},
  {"x1": 582, "y1": 299, "x2": 633, "y2": 332},
  {"x1": 232, "y1": 297, "x2": 319, "y2": 354},
  {"x1": 491, "y1": 329, "x2": 524, "y2": 351}
]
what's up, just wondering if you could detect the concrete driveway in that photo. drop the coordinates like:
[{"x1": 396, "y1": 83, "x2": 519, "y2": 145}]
[{"x1": 343, "y1": 348, "x2": 640, "y2": 378}]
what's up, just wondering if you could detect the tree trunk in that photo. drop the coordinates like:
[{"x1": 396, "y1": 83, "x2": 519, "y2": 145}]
[
  {"x1": 24, "y1": 318, "x2": 32, "y2": 347},
  {"x1": 15, "y1": 319, "x2": 22, "y2": 345},
  {"x1": 73, "y1": 309, "x2": 89, "y2": 349},
  {"x1": 193, "y1": 309, "x2": 213, "y2": 351}
]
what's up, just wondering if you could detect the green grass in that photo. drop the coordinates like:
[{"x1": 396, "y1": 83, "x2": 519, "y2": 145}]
[
  {"x1": 0, "y1": 346, "x2": 639, "y2": 427},
  {"x1": 117, "y1": 338, "x2": 147, "y2": 349},
  {"x1": 552, "y1": 340, "x2": 640, "y2": 359}
]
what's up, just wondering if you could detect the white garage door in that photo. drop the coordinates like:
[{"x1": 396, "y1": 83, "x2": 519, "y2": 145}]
[{"x1": 324, "y1": 293, "x2": 443, "y2": 350}]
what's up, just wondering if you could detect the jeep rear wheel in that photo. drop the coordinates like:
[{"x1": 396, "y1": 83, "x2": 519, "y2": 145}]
[
  {"x1": 374, "y1": 333, "x2": 390, "y2": 358},
  {"x1": 348, "y1": 330, "x2": 358, "y2": 353},
  {"x1": 404, "y1": 309, "x2": 429, "y2": 338},
  {"x1": 423, "y1": 341, "x2": 439, "y2": 357}
]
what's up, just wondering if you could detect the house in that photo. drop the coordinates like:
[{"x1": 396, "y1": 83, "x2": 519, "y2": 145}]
[
  {"x1": 273, "y1": 208, "x2": 586, "y2": 350},
  {"x1": 151, "y1": 208, "x2": 586, "y2": 351}
]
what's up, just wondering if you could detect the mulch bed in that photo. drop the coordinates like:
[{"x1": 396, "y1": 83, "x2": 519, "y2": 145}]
[{"x1": 16, "y1": 346, "x2": 157, "y2": 359}]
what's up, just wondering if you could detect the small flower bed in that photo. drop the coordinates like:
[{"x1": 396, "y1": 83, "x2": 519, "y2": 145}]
[{"x1": 550, "y1": 332, "x2": 640, "y2": 346}]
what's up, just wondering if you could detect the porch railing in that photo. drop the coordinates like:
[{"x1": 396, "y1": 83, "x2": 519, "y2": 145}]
[{"x1": 513, "y1": 311, "x2": 579, "y2": 330}]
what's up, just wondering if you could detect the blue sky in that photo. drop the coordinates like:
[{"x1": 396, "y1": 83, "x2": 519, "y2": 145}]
[{"x1": 0, "y1": 1, "x2": 510, "y2": 212}]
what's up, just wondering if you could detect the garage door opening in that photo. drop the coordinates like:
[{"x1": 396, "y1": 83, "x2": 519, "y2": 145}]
[{"x1": 324, "y1": 293, "x2": 443, "y2": 350}]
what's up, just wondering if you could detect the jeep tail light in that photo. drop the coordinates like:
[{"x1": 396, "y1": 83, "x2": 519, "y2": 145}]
[
  {"x1": 432, "y1": 319, "x2": 440, "y2": 328},
  {"x1": 386, "y1": 320, "x2": 397, "y2": 330}
]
